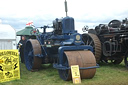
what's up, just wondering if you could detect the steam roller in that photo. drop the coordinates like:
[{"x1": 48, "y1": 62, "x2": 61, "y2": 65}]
[{"x1": 24, "y1": 16, "x2": 99, "y2": 81}]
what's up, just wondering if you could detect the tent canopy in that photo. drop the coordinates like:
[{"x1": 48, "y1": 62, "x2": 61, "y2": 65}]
[
  {"x1": 0, "y1": 24, "x2": 16, "y2": 39},
  {"x1": 16, "y1": 26, "x2": 33, "y2": 36}
]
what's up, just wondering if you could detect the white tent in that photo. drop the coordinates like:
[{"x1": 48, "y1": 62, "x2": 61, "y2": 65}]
[{"x1": 0, "y1": 24, "x2": 16, "y2": 50}]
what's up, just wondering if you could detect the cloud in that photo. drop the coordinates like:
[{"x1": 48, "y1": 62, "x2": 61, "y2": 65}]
[{"x1": 0, "y1": 0, "x2": 128, "y2": 33}]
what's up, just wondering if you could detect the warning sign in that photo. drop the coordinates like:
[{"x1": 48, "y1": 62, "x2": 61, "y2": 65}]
[
  {"x1": 71, "y1": 65, "x2": 81, "y2": 84},
  {"x1": 0, "y1": 50, "x2": 20, "y2": 83}
]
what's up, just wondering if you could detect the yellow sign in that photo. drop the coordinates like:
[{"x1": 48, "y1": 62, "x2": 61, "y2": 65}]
[
  {"x1": 0, "y1": 50, "x2": 20, "y2": 83},
  {"x1": 71, "y1": 65, "x2": 81, "y2": 84}
]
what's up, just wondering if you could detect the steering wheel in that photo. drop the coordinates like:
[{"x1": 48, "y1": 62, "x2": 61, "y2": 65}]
[{"x1": 82, "y1": 26, "x2": 89, "y2": 32}]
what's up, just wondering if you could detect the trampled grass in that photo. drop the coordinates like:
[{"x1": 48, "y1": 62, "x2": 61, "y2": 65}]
[{"x1": 1, "y1": 61, "x2": 128, "y2": 85}]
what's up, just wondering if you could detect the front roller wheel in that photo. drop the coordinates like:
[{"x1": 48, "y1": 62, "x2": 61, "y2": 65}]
[
  {"x1": 58, "y1": 53, "x2": 71, "y2": 80},
  {"x1": 58, "y1": 50, "x2": 96, "y2": 81},
  {"x1": 24, "y1": 39, "x2": 42, "y2": 71}
]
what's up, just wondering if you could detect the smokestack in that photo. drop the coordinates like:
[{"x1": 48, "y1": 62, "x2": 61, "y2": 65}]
[{"x1": 64, "y1": 0, "x2": 68, "y2": 17}]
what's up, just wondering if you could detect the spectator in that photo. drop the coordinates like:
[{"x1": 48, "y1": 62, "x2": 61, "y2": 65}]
[{"x1": 17, "y1": 36, "x2": 27, "y2": 63}]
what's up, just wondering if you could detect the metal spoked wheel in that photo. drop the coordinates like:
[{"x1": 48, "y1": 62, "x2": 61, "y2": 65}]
[
  {"x1": 82, "y1": 33, "x2": 101, "y2": 63},
  {"x1": 24, "y1": 39, "x2": 42, "y2": 71},
  {"x1": 58, "y1": 50, "x2": 96, "y2": 81},
  {"x1": 125, "y1": 53, "x2": 128, "y2": 68}
]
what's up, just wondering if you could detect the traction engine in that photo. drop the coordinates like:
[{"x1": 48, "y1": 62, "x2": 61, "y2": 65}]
[{"x1": 82, "y1": 18, "x2": 128, "y2": 68}]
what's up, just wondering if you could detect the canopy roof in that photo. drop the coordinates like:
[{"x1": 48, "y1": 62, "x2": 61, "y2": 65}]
[
  {"x1": 0, "y1": 24, "x2": 16, "y2": 39},
  {"x1": 16, "y1": 26, "x2": 33, "y2": 36}
]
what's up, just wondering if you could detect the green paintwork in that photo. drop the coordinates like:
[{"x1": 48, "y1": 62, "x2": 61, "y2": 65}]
[{"x1": 16, "y1": 26, "x2": 33, "y2": 36}]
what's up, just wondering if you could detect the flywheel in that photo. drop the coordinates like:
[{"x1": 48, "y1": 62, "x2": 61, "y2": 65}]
[
  {"x1": 58, "y1": 50, "x2": 96, "y2": 81},
  {"x1": 82, "y1": 33, "x2": 101, "y2": 63},
  {"x1": 24, "y1": 39, "x2": 42, "y2": 71}
]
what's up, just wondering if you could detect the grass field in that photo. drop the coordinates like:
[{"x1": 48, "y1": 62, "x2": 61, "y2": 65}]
[{"x1": 1, "y1": 61, "x2": 128, "y2": 85}]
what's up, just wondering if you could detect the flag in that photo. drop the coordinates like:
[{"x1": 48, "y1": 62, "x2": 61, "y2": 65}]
[{"x1": 26, "y1": 22, "x2": 33, "y2": 26}]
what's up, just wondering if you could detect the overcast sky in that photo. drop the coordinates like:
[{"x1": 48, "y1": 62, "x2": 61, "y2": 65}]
[{"x1": 0, "y1": 0, "x2": 128, "y2": 33}]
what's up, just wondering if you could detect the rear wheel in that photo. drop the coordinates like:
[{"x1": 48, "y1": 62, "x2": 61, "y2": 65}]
[
  {"x1": 82, "y1": 33, "x2": 101, "y2": 63},
  {"x1": 24, "y1": 39, "x2": 42, "y2": 71}
]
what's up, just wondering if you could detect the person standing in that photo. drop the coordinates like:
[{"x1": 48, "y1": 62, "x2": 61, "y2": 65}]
[{"x1": 17, "y1": 36, "x2": 27, "y2": 63}]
